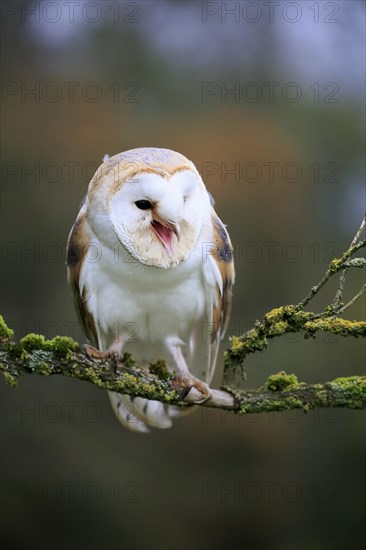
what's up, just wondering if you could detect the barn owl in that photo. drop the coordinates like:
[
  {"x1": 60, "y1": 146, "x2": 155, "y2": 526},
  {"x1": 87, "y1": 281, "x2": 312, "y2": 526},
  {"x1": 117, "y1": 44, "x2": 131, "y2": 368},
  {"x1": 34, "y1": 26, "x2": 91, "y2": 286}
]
[{"x1": 67, "y1": 148, "x2": 234, "y2": 432}]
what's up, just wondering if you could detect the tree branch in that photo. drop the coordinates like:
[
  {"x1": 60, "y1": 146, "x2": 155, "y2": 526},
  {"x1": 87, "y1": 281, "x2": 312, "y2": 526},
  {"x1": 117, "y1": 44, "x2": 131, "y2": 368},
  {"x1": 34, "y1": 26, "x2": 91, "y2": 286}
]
[
  {"x1": 334, "y1": 214, "x2": 366, "y2": 307},
  {"x1": 0, "y1": 316, "x2": 365, "y2": 413}
]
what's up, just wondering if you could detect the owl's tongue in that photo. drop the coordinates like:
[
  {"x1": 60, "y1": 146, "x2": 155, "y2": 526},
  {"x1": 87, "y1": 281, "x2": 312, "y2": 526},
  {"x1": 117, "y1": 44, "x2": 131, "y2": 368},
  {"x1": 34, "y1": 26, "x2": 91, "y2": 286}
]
[{"x1": 151, "y1": 220, "x2": 174, "y2": 254}]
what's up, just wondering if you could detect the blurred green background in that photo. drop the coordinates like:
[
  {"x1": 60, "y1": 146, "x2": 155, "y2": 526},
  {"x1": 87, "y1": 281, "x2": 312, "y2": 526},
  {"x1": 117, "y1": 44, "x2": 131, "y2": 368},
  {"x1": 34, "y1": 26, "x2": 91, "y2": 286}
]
[{"x1": 1, "y1": 1, "x2": 365, "y2": 549}]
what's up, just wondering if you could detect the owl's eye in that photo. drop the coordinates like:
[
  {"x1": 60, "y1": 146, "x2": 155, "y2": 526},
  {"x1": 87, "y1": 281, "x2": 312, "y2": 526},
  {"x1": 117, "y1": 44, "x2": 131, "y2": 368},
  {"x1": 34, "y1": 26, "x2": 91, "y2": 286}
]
[
  {"x1": 183, "y1": 195, "x2": 188, "y2": 205},
  {"x1": 135, "y1": 200, "x2": 153, "y2": 210}
]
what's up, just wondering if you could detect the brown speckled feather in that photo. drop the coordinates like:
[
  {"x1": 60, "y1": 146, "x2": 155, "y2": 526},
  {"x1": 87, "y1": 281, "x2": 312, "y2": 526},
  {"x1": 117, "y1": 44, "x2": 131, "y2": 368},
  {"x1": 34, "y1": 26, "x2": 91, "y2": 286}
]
[
  {"x1": 208, "y1": 209, "x2": 235, "y2": 376},
  {"x1": 66, "y1": 208, "x2": 98, "y2": 346}
]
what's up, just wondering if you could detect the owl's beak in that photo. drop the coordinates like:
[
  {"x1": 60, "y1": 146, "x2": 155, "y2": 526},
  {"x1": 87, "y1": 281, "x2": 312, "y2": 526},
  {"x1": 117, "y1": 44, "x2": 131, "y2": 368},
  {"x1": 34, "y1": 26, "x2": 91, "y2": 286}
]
[
  {"x1": 151, "y1": 213, "x2": 181, "y2": 255},
  {"x1": 168, "y1": 221, "x2": 181, "y2": 242}
]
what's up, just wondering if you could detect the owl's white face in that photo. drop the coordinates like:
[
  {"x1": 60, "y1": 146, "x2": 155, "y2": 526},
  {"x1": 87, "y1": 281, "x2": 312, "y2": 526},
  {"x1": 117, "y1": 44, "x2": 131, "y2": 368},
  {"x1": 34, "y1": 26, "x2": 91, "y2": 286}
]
[{"x1": 107, "y1": 170, "x2": 210, "y2": 268}]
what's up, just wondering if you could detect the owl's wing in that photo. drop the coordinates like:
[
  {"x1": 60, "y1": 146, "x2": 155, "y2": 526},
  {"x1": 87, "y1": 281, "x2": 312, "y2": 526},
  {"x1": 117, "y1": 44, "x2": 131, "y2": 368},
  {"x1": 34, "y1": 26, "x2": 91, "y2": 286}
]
[
  {"x1": 206, "y1": 209, "x2": 235, "y2": 381},
  {"x1": 66, "y1": 205, "x2": 98, "y2": 347},
  {"x1": 189, "y1": 209, "x2": 235, "y2": 385}
]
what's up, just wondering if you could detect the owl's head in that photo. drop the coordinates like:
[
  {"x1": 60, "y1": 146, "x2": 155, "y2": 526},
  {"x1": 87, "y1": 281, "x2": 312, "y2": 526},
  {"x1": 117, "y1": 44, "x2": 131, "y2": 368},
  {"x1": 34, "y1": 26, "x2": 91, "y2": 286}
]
[{"x1": 87, "y1": 148, "x2": 212, "y2": 268}]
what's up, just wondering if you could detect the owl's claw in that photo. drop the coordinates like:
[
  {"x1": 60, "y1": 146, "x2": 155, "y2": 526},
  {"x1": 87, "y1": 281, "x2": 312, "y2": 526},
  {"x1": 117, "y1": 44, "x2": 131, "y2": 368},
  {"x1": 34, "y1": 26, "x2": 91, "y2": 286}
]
[
  {"x1": 83, "y1": 344, "x2": 107, "y2": 359},
  {"x1": 83, "y1": 344, "x2": 120, "y2": 372},
  {"x1": 108, "y1": 351, "x2": 120, "y2": 372},
  {"x1": 172, "y1": 375, "x2": 213, "y2": 404}
]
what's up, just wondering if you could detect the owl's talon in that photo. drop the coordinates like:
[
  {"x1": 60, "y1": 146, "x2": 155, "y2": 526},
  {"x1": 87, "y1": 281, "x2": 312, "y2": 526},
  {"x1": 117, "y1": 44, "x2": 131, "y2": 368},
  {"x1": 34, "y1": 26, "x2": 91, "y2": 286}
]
[
  {"x1": 187, "y1": 386, "x2": 213, "y2": 404},
  {"x1": 83, "y1": 345, "x2": 120, "y2": 371},
  {"x1": 83, "y1": 344, "x2": 107, "y2": 360},
  {"x1": 108, "y1": 351, "x2": 120, "y2": 372},
  {"x1": 171, "y1": 376, "x2": 192, "y2": 399},
  {"x1": 172, "y1": 375, "x2": 212, "y2": 404}
]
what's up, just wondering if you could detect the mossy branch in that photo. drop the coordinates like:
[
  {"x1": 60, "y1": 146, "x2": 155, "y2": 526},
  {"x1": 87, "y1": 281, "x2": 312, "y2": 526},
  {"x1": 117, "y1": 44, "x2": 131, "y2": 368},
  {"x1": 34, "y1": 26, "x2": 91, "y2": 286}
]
[
  {"x1": 0, "y1": 315, "x2": 365, "y2": 413},
  {"x1": 0, "y1": 217, "x2": 365, "y2": 415}
]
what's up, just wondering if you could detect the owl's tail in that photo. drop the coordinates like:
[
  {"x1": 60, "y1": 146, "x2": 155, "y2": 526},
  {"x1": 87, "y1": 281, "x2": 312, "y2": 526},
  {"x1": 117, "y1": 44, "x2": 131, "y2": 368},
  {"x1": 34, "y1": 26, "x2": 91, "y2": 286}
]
[{"x1": 108, "y1": 391, "x2": 193, "y2": 433}]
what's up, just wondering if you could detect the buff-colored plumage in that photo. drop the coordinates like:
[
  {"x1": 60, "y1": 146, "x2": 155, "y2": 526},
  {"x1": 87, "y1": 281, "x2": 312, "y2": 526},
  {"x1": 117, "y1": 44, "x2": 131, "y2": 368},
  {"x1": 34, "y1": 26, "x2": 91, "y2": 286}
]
[{"x1": 67, "y1": 148, "x2": 235, "y2": 432}]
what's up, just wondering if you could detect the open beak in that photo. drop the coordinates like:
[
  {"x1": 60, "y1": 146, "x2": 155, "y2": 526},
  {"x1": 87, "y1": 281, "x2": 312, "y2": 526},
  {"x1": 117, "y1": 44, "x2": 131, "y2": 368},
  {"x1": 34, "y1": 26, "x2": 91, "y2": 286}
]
[{"x1": 151, "y1": 214, "x2": 181, "y2": 255}]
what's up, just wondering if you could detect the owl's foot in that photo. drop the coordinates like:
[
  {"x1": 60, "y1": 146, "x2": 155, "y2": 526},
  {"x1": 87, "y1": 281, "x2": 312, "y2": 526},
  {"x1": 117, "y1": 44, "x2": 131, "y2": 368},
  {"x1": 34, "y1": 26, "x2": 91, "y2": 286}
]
[
  {"x1": 83, "y1": 344, "x2": 106, "y2": 359},
  {"x1": 172, "y1": 374, "x2": 213, "y2": 404},
  {"x1": 166, "y1": 338, "x2": 213, "y2": 404},
  {"x1": 83, "y1": 344, "x2": 120, "y2": 371}
]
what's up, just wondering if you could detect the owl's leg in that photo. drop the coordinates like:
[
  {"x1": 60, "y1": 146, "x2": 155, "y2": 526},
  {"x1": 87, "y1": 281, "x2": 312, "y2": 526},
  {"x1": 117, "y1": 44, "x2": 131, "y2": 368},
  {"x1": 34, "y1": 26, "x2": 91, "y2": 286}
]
[
  {"x1": 107, "y1": 336, "x2": 126, "y2": 368},
  {"x1": 166, "y1": 338, "x2": 212, "y2": 404}
]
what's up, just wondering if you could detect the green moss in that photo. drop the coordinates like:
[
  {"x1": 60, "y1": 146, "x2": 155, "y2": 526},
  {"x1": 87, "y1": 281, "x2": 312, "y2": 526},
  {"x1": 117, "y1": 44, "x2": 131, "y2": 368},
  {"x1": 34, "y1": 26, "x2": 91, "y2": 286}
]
[
  {"x1": 149, "y1": 359, "x2": 170, "y2": 380},
  {"x1": 1, "y1": 371, "x2": 18, "y2": 387},
  {"x1": 20, "y1": 333, "x2": 79, "y2": 353},
  {"x1": 239, "y1": 329, "x2": 267, "y2": 353},
  {"x1": 291, "y1": 310, "x2": 314, "y2": 324},
  {"x1": 239, "y1": 395, "x2": 305, "y2": 415},
  {"x1": 20, "y1": 333, "x2": 51, "y2": 351},
  {"x1": 305, "y1": 318, "x2": 366, "y2": 337},
  {"x1": 7, "y1": 344, "x2": 29, "y2": 361},
  {"x1": 19, "y1": 333, "x2": 79, "y2": 360},
  {"x1": 324, "y1": 304, "x2": 338, "y2": 316},
  {"x1": 327, "y1": 376, "x2": 366, "y2": 408},
  {"x1": 49, "y1": 336, "x2": 79, "y2": 356},
  {"x1": 224, "y1": 335, "x2": 251, "y2": 374},
  {"x1": 34, "y1": 362, "x2": 52, "y2": 376},
  {"x1": 331, "y1": 376, "x2": 365, "y2": 389},
  {"x1": 264, "y1": 307, "x2": 287, "y2": 323},
  {"x1": 77, "y1": 367, "x2": 179, "y2": 404},
  {"x1": 265, "y1": 371, "x2": 299, "y2": 392},
  {"x1": 286, "y1": 396, "x2": 307, "y2": 410},
  {"x1": 121, "y1": 352, "x2": 135, "y2": 368},
  {"x1": 316, "y1": 390, "x2": 329, "y2": 406},
  {"x1": 164, "y1": 391, "x2": 178, "y2": 402},
  {"x1": 267, "y1": 321, "x2": 289, "y2": 336},
  {"x1": 264, "y1": 306, "x2": 313, "y2": 334},
  {"x1": 229, "y1": 336, "x2": 245, "y2": 355},
  {"x1": 329, "y1": 250, "x2": 351, "y2": 273},
  {"x1": 329, "y1": 245, "x2": 362, "y2": 274},
  {"x1": 121, "y1": 373, "x2": 157, "y2": 397},
  {"x1": 233, "y1": 376, "x2": 366, "y2": 414},
  {"x1": 83, "y1": 367, "x2": 105, "y2": 388},
  {"x1": 329, "y1": 258, "x2": 343, "y2": 273},
  {"x1": 0, "y1": 315, "x2": 14, "y2": 340}
]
